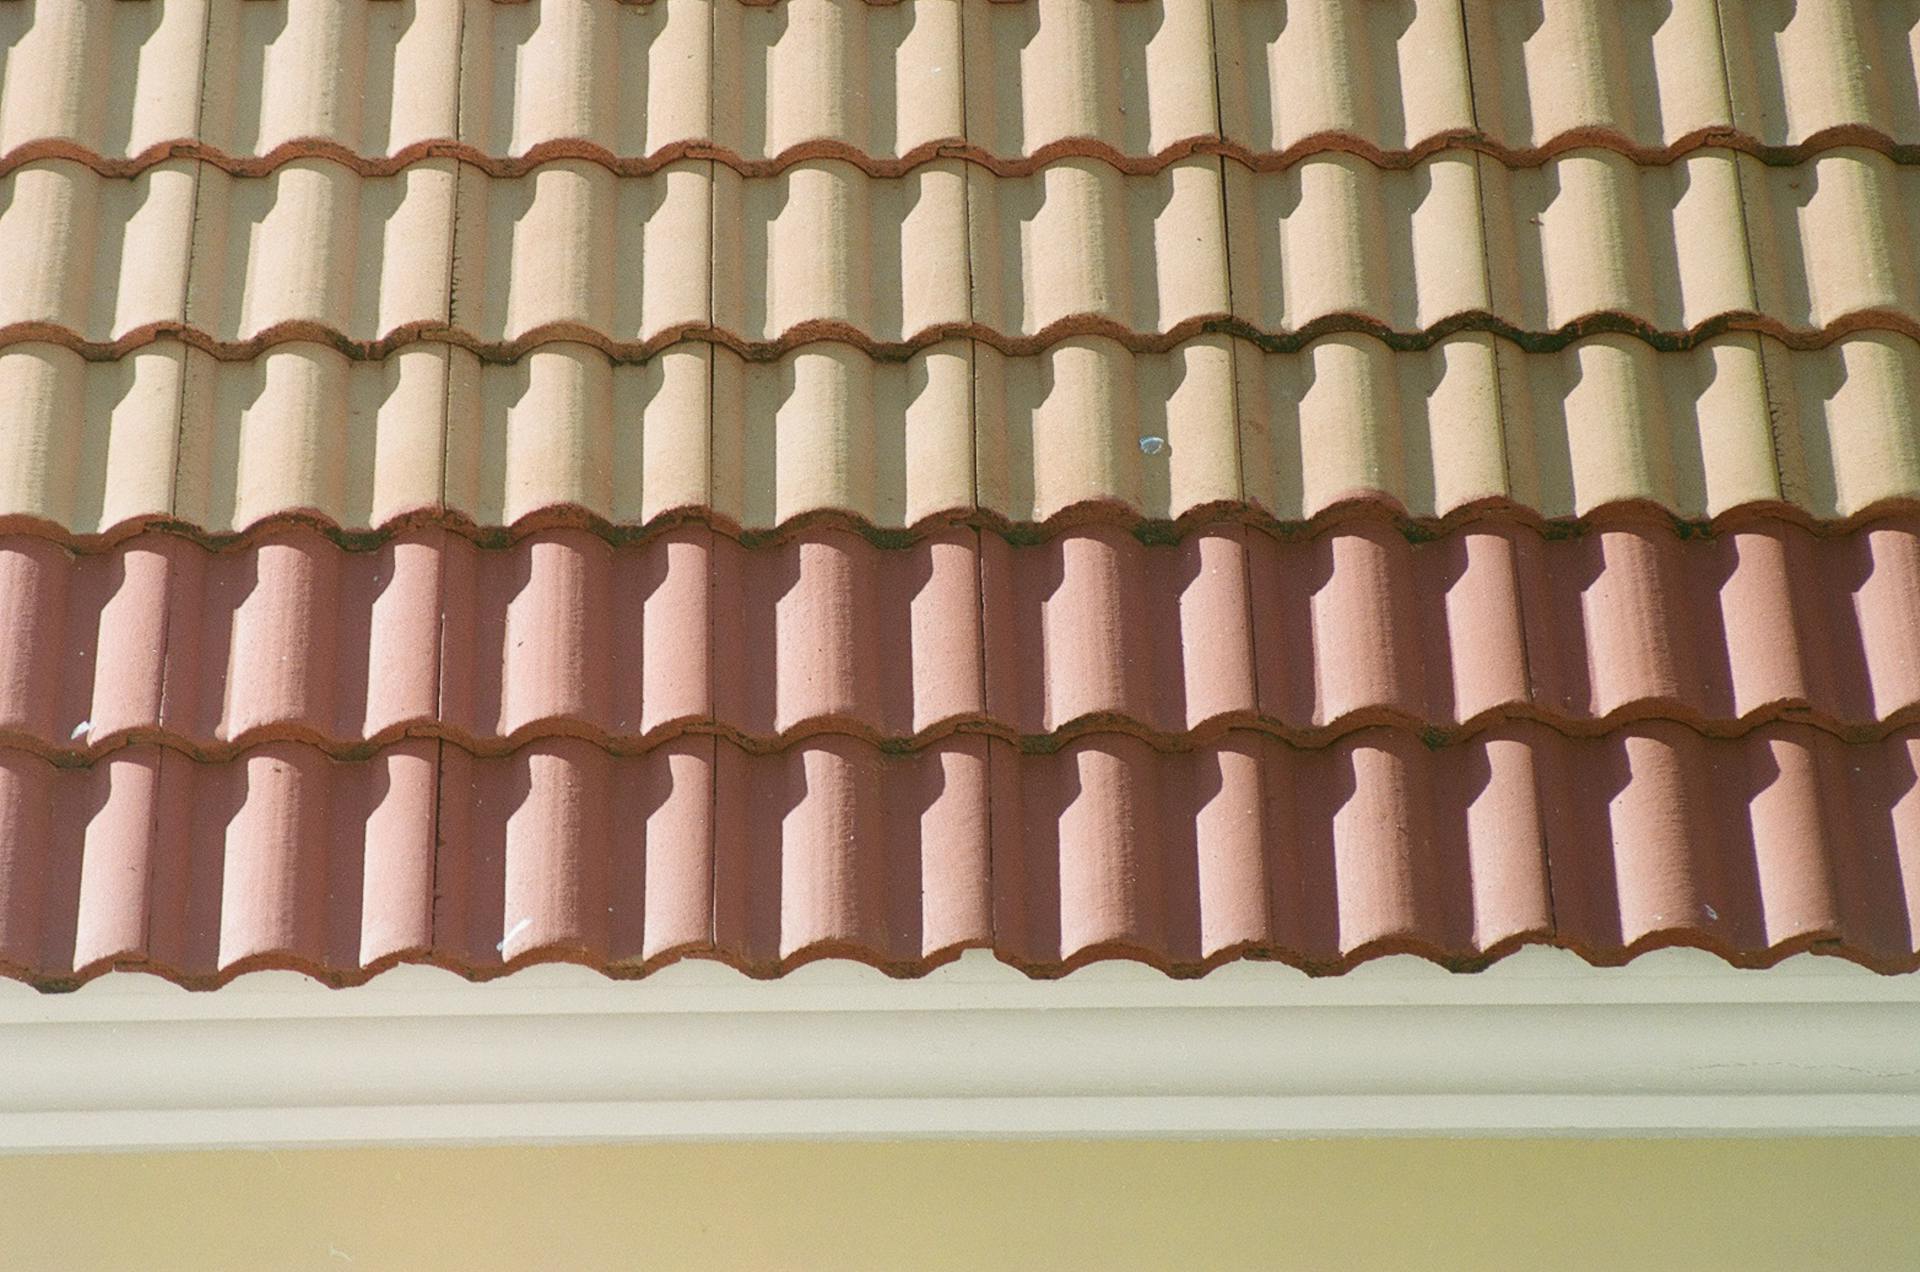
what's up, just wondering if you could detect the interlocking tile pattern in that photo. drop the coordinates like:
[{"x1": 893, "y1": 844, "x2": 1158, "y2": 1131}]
[
  {"x1": 3, "y1": 333, "x2": 1920, "y2": 540},
  {"x1": 6, "y1": 0, "x2": 1920, "y2": 174},
  {"x1": 2, "y1": 722, "x2": 1916, "y2": 986},
  {"x1": 11, "y1": 150, "x2": 1920, "y2": 356},
  {"x1": 6, "y1": 517, "x2": 1920, "y2": 761},
  {"x1": 2, "y1": 0, "x2": 1917, "y2": 985}
]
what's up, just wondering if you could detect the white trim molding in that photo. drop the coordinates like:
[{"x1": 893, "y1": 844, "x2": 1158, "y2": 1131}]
[{"x1": 2, "y1": 948, "x2": 1918, "y2": 1151}]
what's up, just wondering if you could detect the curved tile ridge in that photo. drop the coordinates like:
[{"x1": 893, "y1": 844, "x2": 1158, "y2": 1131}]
[
  {"x1": 18, "y1": 311, "x2": 1920, "y2": 365},
  {"x1": 26, "y1": 312, "x2": 1920, "y2": 365},
  {"x1": 8, "y1": 149, "x2": 1920, "y2": 362},
  {"x1": 6, "y1": 0, "x2": 1920, "y2": 178},
  {"x1": 20, "y1": 131, "x2": 1920, "y2": 184},
  {"x1": 1, "y1": 722, "x2": 1916, "y2": 990},
  {"x1": 7, "y1": 330, "x2": 1920, "y2": 543},
  {"x1": 7, "y1": 516, "x2": 1920, "y2": 761}
]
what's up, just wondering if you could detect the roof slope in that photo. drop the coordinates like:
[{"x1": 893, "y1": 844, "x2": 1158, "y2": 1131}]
[{"x1": 0, "y1": 0, "x2": 1916, "y2": 987}]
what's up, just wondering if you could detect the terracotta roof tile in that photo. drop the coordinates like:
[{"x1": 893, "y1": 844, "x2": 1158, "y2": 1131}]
[
  {"x1": 7, "y1": 515, "x2": 1920, "y2": 764},
  {"x1": 3, "y1": 723, "x2": 1916, "y2": 987},
  {"x1": 3, "y1": 0, "x2": 1919, "y2": 986}
]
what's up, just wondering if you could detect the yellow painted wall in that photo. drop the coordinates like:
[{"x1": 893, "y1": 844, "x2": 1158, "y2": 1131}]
[{"x1": 2, "y1": 1139, "x2": 1916, "y2": 1272}]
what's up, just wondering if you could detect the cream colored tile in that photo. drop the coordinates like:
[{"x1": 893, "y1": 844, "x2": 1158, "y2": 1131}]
[
  {"x1": 1213, "y1": 0, "x2": 1472, "y2": 154},
  {"x1": 718, "y1": 0, "x2": 962, "y2": 163},
  {"x1": 1463, "y1": 0, "x2": 1731, "y2": 151},
  {"x1": 712, "y1": 339, "x2": 972, "y2": 529},
  {"x1": 1227, "y1": 152, "x2": 1487, "y2": 334},
  {"x1": 458, "y1": 0, "x2": 711, "y2": 160}
]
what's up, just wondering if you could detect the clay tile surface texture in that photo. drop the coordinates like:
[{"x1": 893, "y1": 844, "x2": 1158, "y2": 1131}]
[{"x1": 0, "y1": 0, "x2": 1917, "y2": 989}]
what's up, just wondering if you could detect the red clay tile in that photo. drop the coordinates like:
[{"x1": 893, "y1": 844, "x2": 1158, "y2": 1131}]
[
  {"x1": 9, "y1": 516, "x2": 1920, "y2": 766},
  {"x1": 2, "y1": 723, "x2": 1915, "y2": 987}
]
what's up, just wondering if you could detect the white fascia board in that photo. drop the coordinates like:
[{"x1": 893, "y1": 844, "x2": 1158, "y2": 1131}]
[{"x1": 1, "y1": 948, "x2": 1917, "y2": 1151}]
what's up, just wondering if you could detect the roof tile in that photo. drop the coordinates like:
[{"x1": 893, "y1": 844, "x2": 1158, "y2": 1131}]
[
  {"x1": 967, "y1": 156, "x2": 1228, "y2": 343},
  {"x1": 9, "y1": 516, "x2": 1920, "y2": 761},
  {"x1": 9, "y1": 0, "x2": 1920, "y2": 180},
  {"x1": 719, "y1": 0, "x2": 962, "y2": 164},
  {"x1": 462, "y1": 0, "x2": 712, "y2": 164},
  {"x1": 4, "y1": 0, "x2": 1920, "y2": 990},
  {"x1": 1478, "y1": 148, "x2": 1754, "y2": 334},
  {"x1": 5, "y1": 723, "x2": 1916, "y2": 986},
  {"x1": 201, "y1": 0, "x2": 463, "y2": 162},
  {"x1": 975, "y1": 335, "x2": 1239, "y2": 523},
  {"x1": 188, "y1": 159, "x2": 457, "y2": 348},
  {"x1": 1225, "y1": 152, "x2": 1489, "y2": 335},
  {"x1": 11, "y1": 149, "x2": 1920, "y2": 363},
  {"x1": 449, "y1": 158, "x2": 709, "y2": 350},
  {"x1": 1741, "y1": 148, "x2": 1920, "y2": 333},
  {"x1": 715, "y1": 159, "x2": 971, "y2": 348},
  {"x1": 965, "y1": 0, "x2": 1218, "y2": 162},
  {"x1": 1213, "y1": 0, "x2": 1474, "y2": 158},
  {"x1": 0, "y1": 0, "x2": 208, "y2": 167},
  {"x1": 1720, "y1": 0, "x2": 1920, "y2": 148},
  {"x1": 1462, "y1": 0, "x2": 1734, "y2": 153},
  {"x1": 10, "y1": 333, "x2": 1920, "y2": 541},
  {"x1": 0, "y1": 160, "x2": 195, "y2": 346},
  {"x1": 1764, "y1": 332, "x2": 1920, "y2": 516}
]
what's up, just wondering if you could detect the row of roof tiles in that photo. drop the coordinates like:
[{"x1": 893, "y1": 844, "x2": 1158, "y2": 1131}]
[
  {"x1": 2, "y1": 723, "x2": 1915, "y2": 987},
  {"x1": 7, "y1": 150, "x2": 1920, "y2": 356},
  {"x1": 5, "y1": 517, "x2": 1919, "y2": 759},
  {"x1": 5, "y1": 333, "x2": 1918, "y2": 539},
  {"x1": 4, "y1": 0, "x2": 1917, "y2": 173}
]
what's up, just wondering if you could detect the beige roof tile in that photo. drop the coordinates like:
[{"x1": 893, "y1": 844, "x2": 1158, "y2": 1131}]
[
  {"x1": 1721, "y1": 0, "x2": 1920, "y2": 148},
  {"x1": 712, "y1": 341, "x2": 975, "y2": 531},
  {"x1": 0, "y1": 0, "x2": 207, "y2": 167},
  {"x1": 200, "y1": 0, "x2": 462, "y2": 162},
  {"x1": 0, "y1": 160, "x2": 194, "y2": 347},
  {"x1": 1213, "y1": 0, "x2": 1474, "y2": 157},
  {"x1": 1225, "y1": 152, "x2": 1489, "y2": 335},
  {"x1": 187, "y1": 159, "x2": 455, "y2": 348},
  {"x1": 1462, "y1": 0, "x2": 1734, "y2": 153},
  {"x1": 8, "y1": 0, "x2": 1920, "y2": 182},
  {"x1": 460, "y1": 0, "x2": 712, "y2": 164},
  {"x1": 1495, "y1": 334, "x2": 1779, "y2": 519},
  {"x1": 443, "y1": 341, "x2": 710, "y2": 530},
  {"x1": 965, "y1": 0, "x2": 1217, "y2": 163},
  {"x1": 16, "y1": 332, "x2": 1919, "y2": 541},
  {"x1": 1763, "y1": 332, "x2": 1920, "y2": 518},
  {"x1": 4, "y1": 4, "x2": 1920, "y2": 543},
  {"x1": 713, "y1": 159, "x2": 970, "y2": 349},
  {"x1": 717, "y1": 0, "x2": 961, "y2": 165},
  {"x1": 974, "y1": 335, "x2": 1239, "y2": 524},
  {"x1": 968, "y1": 156, "x2": 1228, "y2": 342},
  {"x1": 450, "y1": 158, "x2": 710, "y2": 351},
  {"x1": 1741, "y1": 148, "x2": 1920, "y2": 333},
  {"x1": 32, "y1": 146, "x2": 1920, "y2": 360},
  {"x1": 175, "y1": 343, "x2": 450, "y2": 534},
  {"x1": 0, "y1": 343, "x2": 184, "y2": 535},
  {"x1": 1480, "y1": 148, "x2": 1754, "y2": 334},
  {"x1": 1235, "y1": 333, "x2": 1506, "y2": 522}
]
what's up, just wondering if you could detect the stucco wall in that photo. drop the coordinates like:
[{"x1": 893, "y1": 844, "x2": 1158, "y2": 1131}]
[{"x1": 3, "y1": 1138, "x2": 1917, "y2": 1271}]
